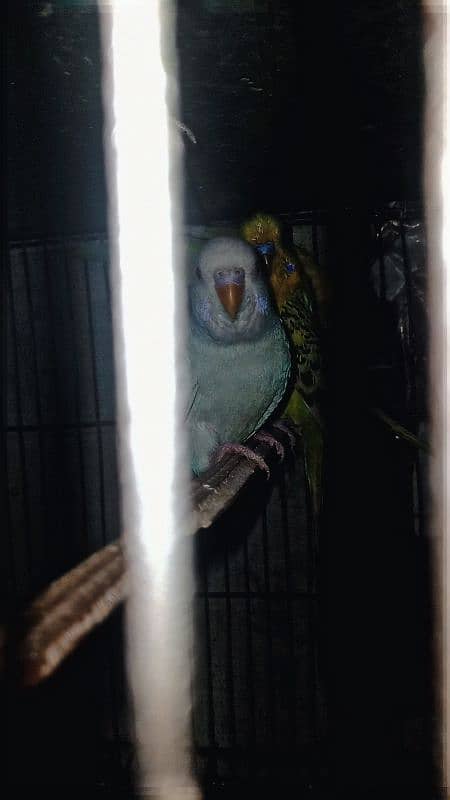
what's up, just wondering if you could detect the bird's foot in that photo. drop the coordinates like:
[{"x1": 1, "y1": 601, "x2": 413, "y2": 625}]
[
  {"x1": 215, "y1": 443, "x2": 271, "y2": 479},
  {"x1": 272, "y1": 421, "x2": 297, "y2": 452},
  {"x1": 253, "y1": 431, "x2": 285, "y2": 460}
]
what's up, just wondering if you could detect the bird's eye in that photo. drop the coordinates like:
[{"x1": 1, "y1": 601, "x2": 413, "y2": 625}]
[
  {"x1": 256, "y1": 242, "x2": 274, "y2": 257},
  {"x1": 285, "y1": 262, "x2": 296, "y2": 274},
  {"x1": 233, "y1": 268, "x2": 244, "y2": 279},
  {"x1": 217, "y1": 270, "x2": 224, "y2": 278}
]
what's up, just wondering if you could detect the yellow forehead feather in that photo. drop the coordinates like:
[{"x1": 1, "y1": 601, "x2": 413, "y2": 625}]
[{"x1": 241, "y1": 213, "x2": 281, "y2": 245}]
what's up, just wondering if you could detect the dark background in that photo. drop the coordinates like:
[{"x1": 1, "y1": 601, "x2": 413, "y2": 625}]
[
  {"x1": 7, "y1": 0, "x2": 424, "y2": 235},
  {"x1": 6, "y1": 1, "x2": 435, "y2": 798}
]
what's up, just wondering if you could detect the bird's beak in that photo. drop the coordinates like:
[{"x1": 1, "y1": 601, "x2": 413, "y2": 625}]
[
  {"x1": 255, "y1": 242, "x2": 274, "y2": 272},
  {"x1": 215, "y1": 281, "x2": 245, "y2": 320}
]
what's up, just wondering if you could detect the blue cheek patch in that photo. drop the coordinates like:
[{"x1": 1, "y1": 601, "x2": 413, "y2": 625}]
[
  {"x1": 256, "y1": 242, "x2": 275, "y2": 257},
  {"x1": 255, "y1": 293, "x2": 270, "y2": 316},
  {"x1": 198, "y1": 298, "x2": 212, "y2": 324},
  {"x1": 285, "y1": 262, "x2": 296, "y2": 274}
]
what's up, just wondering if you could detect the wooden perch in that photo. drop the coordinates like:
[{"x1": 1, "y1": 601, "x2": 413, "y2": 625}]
[
  {"x1": 16, "y1": 542, "x2": 127, "y2": 687},
  {"x1": 4, "y1": 429, "x2": 293, "y2": 688},
  {"x1": 191, "y1": 434, "x2": 288, "y2": 530}
]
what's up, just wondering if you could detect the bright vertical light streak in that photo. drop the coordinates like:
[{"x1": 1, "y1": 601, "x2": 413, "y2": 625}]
[
  {"x1": 98, "y1": 2, "x2": 199, "y2": 798},
  {"x1": 442, "y1": 5, "x2": 450, "y2": 790},
  {"x1": 423, "y1": 0, "x2": 449, "y2": 790}
]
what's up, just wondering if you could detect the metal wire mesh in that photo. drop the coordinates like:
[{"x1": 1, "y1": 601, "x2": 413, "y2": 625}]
[
  {"x1": 4, "y1": 205, "x2": 429, "y2": 795},
  {"x1": 193, "y1": 461, "x2": 325, "y2": 789},
  {"x1": 5, "y1": 236, "x2": 119, "y2": 606}
]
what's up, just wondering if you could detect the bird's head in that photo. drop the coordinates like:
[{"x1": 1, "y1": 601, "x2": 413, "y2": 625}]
[
  {"x1": 190, "y1": 237, "x2": 275, "y2": 343},
  {"x1": 241, "y1": 213, "x2": 281, "y2": 271}
]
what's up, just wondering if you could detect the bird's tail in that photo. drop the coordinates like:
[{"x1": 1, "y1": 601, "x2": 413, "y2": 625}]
[
  {"x1": 370, "y1": 407, "x2": 430, "y2": 452},
  {"x1": 283, "y1": 389, "x2": 324, "y2": 544},
  {"x1": 301, "y1": 412, "x2": 324, "y2": 564}
]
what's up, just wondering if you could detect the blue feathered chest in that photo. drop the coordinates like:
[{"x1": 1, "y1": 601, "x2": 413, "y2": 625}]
[{"x1": 188, "y1": 320, "x2": 291, "y2": 473}]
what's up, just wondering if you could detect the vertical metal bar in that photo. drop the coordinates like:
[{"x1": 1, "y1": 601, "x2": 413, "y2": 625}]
[
  {"x1": 374, "y1": 217, "x2": 387, "y2": 304},
  {"x1": 304, "y1": 451, "x2": 318, "y2": 593},
  {"x1": 83, "y1": 254, "x2": 124, "y2": 766},
  {"x1": 261, "y1": 506, "x2": 275, "y2": 762},
  {"x1": 398, "y1": 213, "x2": 426, "y2": 549},
  {"x1": 278, "y1": 472, "x2": 297, "y2": 745},
  {"x1": 5, "y1": 293, "x2": 18, "y2": 602},
  {"x1": 41, "y1": 239, "x2": 75, "y2": 574},
  {"x1": 5, "y1": 496, "x2": 19, "y2": 606},
  {"x1": 7, "y1": 255, "x2": 33, "y2": 588},
  {"x1": 224, "y1": 543, "x2": 237, "y2": 773},
  {"x1": 102, "y1": 252, "x2": 116, "y2": 423},
  {"x1": 62, "y1": 242, "x2": 89, "y2": 555},
  {"x1": 43, "y1": 242, "x2": 63, "y2": 424},
  {"x1": 201, "y1": 540, "x2": 218, "y2": 782},
  {"x1": 188, "y1": 604, "x2": 199, "y2": 779},
  {"x1": 101, "y1": 245, "x2": 131, "y2": 773},
  {"x1": 304, "y1": 456, "x2": 318, "y2": 754},
  {"x1": 243, "y1": 533, "x2": 256, "y2": 760},
  {"x1": 102, "y1": 251, "x2": 112, "y2": 313},
  {"x1": 399, "y1": 214, "x2": 418, "y2": 416},
  {"x1": 83, "y1": 256, "x2": 107, "y2": 547},
  {"x1": 21, "y1": 244, "x2": 51, "y2": 580}
]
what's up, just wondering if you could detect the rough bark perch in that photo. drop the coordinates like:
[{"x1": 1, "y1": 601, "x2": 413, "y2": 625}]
[
  {"x1": 17, "y1": 542, "x2": 126, "y2": 687},
  {"x1": 3, "y1": 429, "x2": 293, "y2": 687}
]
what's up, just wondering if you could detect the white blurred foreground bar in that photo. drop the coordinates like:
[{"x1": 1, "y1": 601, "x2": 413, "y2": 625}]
[
  {"x1": 98, "y1": 0, "x2": 198, "y2": 795},
  {"x1": 422, "y1": 0, "x2": 450, "y2": 792}
]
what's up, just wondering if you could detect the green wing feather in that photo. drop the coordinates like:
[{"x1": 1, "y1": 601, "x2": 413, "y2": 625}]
[
  {"x1": 282, "y1": 284, "x2": 323, "y2": 400},
  {"x1": 279, "y1": 282, "x2": 324, "y2": 525}
]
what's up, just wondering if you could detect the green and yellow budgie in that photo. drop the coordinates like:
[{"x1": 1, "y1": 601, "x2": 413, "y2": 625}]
[
  {"x1": 242, "y1": 213, "x2": 326, "y2": 527},
  {"x1": 242, "y1": 213, "x2": 429, "y2": 528}
]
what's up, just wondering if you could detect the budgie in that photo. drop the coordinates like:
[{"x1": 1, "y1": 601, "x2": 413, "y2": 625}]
[
  {"x1": 242, "y1": 213, "x2": 325, "y2": 526},
  {"x1": 241, "y1": 213, "x2": 426, "y2": 523},
  {"x1": 242, "y1": 212, "x2": 332, "y2": 326},
  {"x1": 188, "y1": 236, "x2": 291, "y2": 476}
]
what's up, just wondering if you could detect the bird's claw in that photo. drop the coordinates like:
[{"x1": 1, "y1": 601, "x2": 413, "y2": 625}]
[
  {"x1": 202, "y1": 483, "x2": 219, "y2": 494},
  {"x1": 253, "y1": 431, "x2": 285, "y2": 460},
  {"x1": 215, "y1": 443, "x2": 271, "y2": 479},
  {"x1": 272, "y1": 421, "x2": 297, "y2": 452}
]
